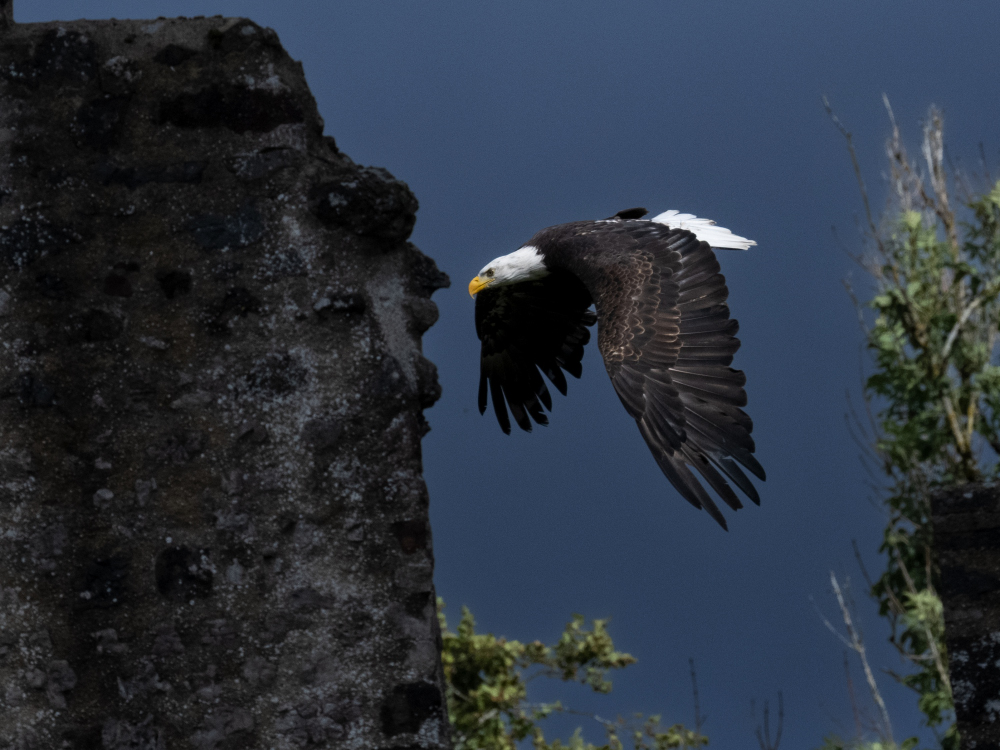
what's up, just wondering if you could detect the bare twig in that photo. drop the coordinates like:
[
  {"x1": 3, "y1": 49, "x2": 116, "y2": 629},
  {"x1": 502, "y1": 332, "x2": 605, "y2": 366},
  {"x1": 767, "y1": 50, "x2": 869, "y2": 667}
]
[
  {"x1": 979, "y1": 141, "x2": 994, "y2": 185},
  {"x1": 884, "y1": 667, "x2": 925, "y2": 693},
  {"x1": 753, "y1": 693, "x2": 784, "y2": 750},
  {"x1": 922, "y1": 107, "x2": 961, "y2": 265},
  {"x1": 690, "y1": 658, "x2": 705, "y2": 736},
  {"x1": 831, "y1": 224, "x2": 866, "y2": 268},
  {"x1": 828, "y1": 572, "x2": 894, "y2": 743},
  {"x1": 883, "y1": 94, "x2": 937, "y2": 219},
  {"x1": 815, "y1": 600, "x2": 855, "y2": 651},
  {"x1": 823, "y1": 95, "x2": 882, "y2": 253},
  {"x1": 841, "y1": 278, "x2": 870, "y2": 335},
  {"x1": 851, "y1": 540, "x2": 877, "y2": 593},
  {"x1": 845, "y1": 653, "x2": 862, "y2": 737},
  {"x1": 942, "y1": 297, "x2": 983, "y2": 360},
  {"x1": 941, "y1": 392, "x2": 971, "y2": 457},
  {"x1": 523, "y1": 702, "x2": 613, "y2": 726}
]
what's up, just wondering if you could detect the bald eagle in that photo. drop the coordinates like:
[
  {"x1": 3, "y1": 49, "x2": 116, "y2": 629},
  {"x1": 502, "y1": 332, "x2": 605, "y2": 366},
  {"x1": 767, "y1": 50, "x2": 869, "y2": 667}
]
[{"x1": 468, "y1": 207, "x2": 764, "y2": 529}]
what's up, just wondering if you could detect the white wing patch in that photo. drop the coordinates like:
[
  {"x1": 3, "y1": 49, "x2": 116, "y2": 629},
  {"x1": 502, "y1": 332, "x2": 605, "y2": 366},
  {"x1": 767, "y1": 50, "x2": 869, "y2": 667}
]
[{"x1": 650, "y1": 210, "x2": 756, "y2": 250}]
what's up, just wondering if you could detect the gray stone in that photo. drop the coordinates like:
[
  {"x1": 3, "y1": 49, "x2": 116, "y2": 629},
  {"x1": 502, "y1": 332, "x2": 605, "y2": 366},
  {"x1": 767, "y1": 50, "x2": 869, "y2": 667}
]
[
  {"x1": 932, "y1": 483, "x2": 1000, "y2": 748},
  {"x1": 0, "y1": 4, "x2": 450, "y2": 749}
]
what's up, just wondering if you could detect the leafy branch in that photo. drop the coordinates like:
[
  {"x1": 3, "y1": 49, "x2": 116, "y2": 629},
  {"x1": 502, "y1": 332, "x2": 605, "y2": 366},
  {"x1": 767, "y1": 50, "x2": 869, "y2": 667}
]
[{"x1": 438, "y1": 600, "x2": 708, "y2": 750}]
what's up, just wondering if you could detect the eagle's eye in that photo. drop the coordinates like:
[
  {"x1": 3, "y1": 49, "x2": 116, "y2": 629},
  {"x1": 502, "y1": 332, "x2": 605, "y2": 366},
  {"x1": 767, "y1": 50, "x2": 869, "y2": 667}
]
[{"x1": 485, "y1": 269, "x2": 494, "y2": 278}]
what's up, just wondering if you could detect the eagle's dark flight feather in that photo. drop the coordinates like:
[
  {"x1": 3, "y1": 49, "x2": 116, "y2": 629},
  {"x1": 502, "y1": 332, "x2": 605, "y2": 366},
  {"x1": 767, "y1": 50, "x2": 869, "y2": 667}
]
[
  {"x1": 475, "y1": 270, "x2": 595, "y2": 434},
  {"x1": 474, "y1": 217, "x2": 764, "y2": 528}
]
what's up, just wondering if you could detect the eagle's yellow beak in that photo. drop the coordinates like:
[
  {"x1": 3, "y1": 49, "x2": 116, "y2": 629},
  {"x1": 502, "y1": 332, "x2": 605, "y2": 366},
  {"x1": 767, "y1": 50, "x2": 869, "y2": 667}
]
[{"x1": 468, "y1": 276, "x2": 493, "y2": 297}]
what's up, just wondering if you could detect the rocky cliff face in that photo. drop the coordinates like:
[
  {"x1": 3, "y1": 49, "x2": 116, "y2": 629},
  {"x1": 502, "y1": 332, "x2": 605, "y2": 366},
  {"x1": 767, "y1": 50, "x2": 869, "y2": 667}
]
[
  {"x1": 932, "y1": 485, "x2": 1000, "y2": 749},
  {"x1": 0, "y1": 6, "x2": 450, "y2": 749}
]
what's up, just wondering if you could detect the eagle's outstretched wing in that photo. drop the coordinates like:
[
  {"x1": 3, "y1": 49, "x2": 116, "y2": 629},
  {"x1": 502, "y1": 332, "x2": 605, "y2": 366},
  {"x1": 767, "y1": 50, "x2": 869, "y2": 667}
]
[
  {"x1": 474, "y1": 270, "x2": 595, "y2": 433},
  {"x1": 595, "y1": 222, "x2": 764, "y2": 529}
]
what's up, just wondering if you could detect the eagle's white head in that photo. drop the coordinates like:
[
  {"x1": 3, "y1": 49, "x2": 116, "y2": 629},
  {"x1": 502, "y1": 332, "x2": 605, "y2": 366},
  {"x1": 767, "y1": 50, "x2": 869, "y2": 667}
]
[{"x1": 468, "y1": 245, "x2": 549, "y2": 297}]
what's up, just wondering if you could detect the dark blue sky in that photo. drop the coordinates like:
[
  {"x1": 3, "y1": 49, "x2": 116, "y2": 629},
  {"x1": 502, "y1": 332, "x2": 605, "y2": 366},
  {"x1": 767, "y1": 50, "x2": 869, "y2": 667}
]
[{"x1": 20, "y1": 2, "x2": 1000, "y2": 747}]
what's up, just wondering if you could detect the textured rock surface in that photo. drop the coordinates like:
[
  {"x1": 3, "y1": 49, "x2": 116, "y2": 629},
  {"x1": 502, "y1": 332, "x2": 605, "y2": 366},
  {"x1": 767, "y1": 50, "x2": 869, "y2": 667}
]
[
  {"x1": 0, "y1": 6, "x2": 450, "y2": 749},
  {"x1": 932, "y1": 484, "x2": 1000, "y2": 749}
]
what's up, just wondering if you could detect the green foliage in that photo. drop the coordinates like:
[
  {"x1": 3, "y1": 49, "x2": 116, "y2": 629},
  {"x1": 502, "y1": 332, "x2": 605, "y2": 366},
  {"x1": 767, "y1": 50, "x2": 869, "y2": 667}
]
[
  {"x1": 816, "y1": 737, "x2": 919, "y2": 750},
  {"x1": 538, "y1": 719, "x2": 707, "y2": 750},
  {"x1": 438, "y1": 600, "x2": 707, "y2": 750},
  {"x1": 853, "y1": 106, "x2": 1000, "y2": 748}
]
